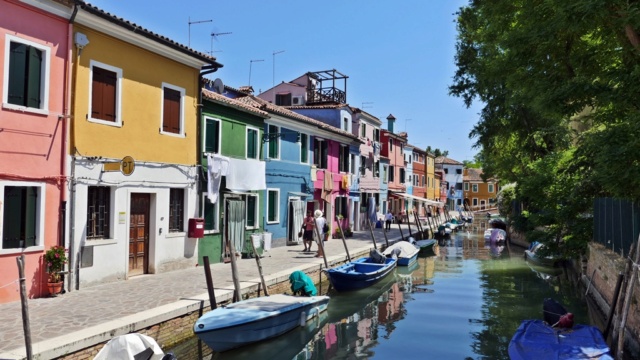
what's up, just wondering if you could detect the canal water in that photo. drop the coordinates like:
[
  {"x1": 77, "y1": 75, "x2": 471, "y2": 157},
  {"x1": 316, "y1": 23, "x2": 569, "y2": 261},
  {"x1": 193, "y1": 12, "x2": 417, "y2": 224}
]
[{"x1": 169, "y1": 219, "x2": 597, "y2": 359}]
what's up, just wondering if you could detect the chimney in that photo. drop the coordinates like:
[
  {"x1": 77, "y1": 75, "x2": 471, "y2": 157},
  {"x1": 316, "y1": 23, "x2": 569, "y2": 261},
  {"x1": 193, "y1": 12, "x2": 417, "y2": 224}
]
[{"x1": 386, "y1": 114, "x2": 396, "y2": 133}]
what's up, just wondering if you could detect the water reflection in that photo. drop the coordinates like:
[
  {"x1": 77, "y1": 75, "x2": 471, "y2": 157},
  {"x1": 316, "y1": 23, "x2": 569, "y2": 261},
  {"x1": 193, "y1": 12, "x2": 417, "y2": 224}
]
[{"x1": 170, "y1": 217, "x2": 595, "y2": 360}]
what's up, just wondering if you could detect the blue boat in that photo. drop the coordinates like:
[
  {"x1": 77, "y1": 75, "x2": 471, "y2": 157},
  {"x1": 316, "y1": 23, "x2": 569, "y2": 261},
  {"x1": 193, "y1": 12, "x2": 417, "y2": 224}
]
[
  {"x1": 324, "y1": 254, "x2": 397, "y2": 292},
  {"x1": 508, "y1": 319, "x2": 612, "y2": 360}
]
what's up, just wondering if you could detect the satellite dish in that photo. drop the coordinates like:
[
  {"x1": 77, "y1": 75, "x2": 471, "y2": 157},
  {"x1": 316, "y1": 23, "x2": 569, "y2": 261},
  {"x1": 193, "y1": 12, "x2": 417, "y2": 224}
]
[{"x1": 213, "y1": 78, "x2": 224, "y2": 94}]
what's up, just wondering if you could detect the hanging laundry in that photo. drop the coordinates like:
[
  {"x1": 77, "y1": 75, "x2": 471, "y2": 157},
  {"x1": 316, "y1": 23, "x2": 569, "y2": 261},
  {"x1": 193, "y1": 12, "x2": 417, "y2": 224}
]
[
  {"x1": 226, "y1": 158, "x2": 266, "y2": 191},
  {"x1": 207, "y1": 153, "x2": 230, "y2": 204}
]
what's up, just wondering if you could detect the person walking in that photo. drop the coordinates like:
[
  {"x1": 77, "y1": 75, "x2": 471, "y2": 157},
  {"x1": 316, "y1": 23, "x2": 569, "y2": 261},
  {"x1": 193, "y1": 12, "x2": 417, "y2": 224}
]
[
  {"x1": 314, "y1": 210, "x2": 327, "y2": 258},
  {"x1": 302, "y1": 211, "x2": 315, "y2": 252},
  {"x1": 385, "y1": 211, "x2": 393, "y2": 232}
]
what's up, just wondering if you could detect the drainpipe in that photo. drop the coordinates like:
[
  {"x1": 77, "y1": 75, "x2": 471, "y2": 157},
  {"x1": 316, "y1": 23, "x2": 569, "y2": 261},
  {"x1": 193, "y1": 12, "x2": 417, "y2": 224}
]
[
  {"x1": 196, "y1": 66, "x2": 218, "y2": 219},
  {"x1": 67, "y1": 2, "x2": 79, "y2": 291}
]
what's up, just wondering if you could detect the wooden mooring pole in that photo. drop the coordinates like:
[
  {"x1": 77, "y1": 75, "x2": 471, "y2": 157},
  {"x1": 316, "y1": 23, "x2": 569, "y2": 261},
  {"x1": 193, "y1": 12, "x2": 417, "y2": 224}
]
[
  {"x1": 17, "y1": 255, "x2": 33, "y2": 360},
  {"x1": 202, "y1": 256, "x2": 217, "y2": 310}
]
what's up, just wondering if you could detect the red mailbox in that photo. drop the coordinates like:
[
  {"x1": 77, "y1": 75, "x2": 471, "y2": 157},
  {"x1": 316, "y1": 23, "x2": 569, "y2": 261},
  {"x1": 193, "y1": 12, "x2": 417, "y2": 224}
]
[{"x1": 188, "y1": 218, "x2": 205, "y2": 238}]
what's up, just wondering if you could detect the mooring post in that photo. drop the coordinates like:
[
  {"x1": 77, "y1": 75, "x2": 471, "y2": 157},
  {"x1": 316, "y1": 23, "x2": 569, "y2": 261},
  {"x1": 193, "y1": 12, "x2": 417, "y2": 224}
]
[
  {"x1": 17, "y1": 255, "x2": 33, "y2": 360},
  {"x1": 202, "y1": 256, "x2": 217, "y2": 310}
]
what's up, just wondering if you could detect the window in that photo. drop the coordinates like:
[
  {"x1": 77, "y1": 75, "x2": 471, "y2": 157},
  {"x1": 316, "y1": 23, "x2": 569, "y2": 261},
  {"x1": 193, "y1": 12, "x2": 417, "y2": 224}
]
[
  {"x1": 400, "y1": 168, "x2": 406, "y2": 183},
  {"x1": 350, "y1": 153, "x2": 357, "y2": 174},
  {"x1": 360, "y1": 123, "x2": 366, "y2": 138},
  {"x1": 389, "y1": 166, "x2": 395, "y2": 182},
  {"x1": 464, "y1": 182, "x2": 469, "y2": 191},
  {"x1": 300, "y1": 133, "x2": 308, "y2": 163},
  {"x1": 267, "y1": 189, "x2": 279, "y2": 223},
  {"x1": 87, "y1": 186, "x2": 111, "y2": 239},
  {"x1": 374, "y1": 161, "x2": 380, "y2": 177},
  {"x1": 204, "y1": 117, "x2": 221, "y2": 154},
  {"x1": 245, "y1": 194, "x2": 258, "y2": 229},
  {"x1": 313, "y1": 139, "x2": 328, "y2": 169},
  {"x1": 169, "y1": 188, "x2": 184, "y2": 232},
  {"x1": 201, "y1": 194, "x2": 219, "y2": 232},
  {"x1": 4, "y1": 35, "x2": 50, "y2": 112},
  {"x1": 89, "y1": 61, "x2": 121, "y2": 125},
  {"x1": 161, "y1": 83, "x2": 184, "y2": 135},
  {"x1": 444, "y1": 168, "x2": 449, "y2": 174},
  {"x1": 343, "y1": 117, "x2": 349, "y2": 132},
  {"x1": 383, "y1": 165, "x2": 388, "y2": 183},
  {"x1": 339, "y1": 145, "x2": 349, "y2": 172},
  {"x1": 267, "y1": 125, "x2": 279, "y2": 159},
  {"x1": 246, "y1": 127, "x2": 259, "y2": 159},
  {"x1": 360, "y1": 155, "x2": 367, "y2": 176},
  {"x1": 2, "y1": 184, "x2": 43, "y2": 249},
  {"x1": 389, "y1": 138, "x2": 394, "y2": 151},
  {"x1": 422, "y1": 175, "x2": 425, "y2": 187},
  {"x1": 275, "y1": 93, "x2": 291, "y2": 106},
  {"x1": 335, "y1": 196, "x2": 348, "y2": 219},
  {"x1": 472, "y1": 184, "x2": 478, "y2": 193},
  {"x1": 473, "y1": 198, "x2": 478, "y2": 206},
  {"x1": 456, "y1": 168, "x2": 462, "y2": 174},
  {"x1": 488, "y1": 184, "x2": 495, "y2": 193},
  {"x1": 373, "y1": 128, "x2": 380, "y2": 142}
]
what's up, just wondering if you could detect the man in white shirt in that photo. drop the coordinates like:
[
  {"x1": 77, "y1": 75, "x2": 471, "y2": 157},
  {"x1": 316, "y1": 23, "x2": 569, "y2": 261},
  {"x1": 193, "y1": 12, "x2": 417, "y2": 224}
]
[
  {"x1": 384, "y1": 211, "x2": 393, "y2": 231},
  {"x1": 314, "y1": 210, "x2": 327, "y2": 258}
]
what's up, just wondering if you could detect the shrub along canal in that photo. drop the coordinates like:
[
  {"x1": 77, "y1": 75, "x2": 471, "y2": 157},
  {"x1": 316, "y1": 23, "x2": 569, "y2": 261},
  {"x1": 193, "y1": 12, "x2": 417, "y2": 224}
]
[{"x1": 168, "y1": 219, "x2": 600, "y2": 359}]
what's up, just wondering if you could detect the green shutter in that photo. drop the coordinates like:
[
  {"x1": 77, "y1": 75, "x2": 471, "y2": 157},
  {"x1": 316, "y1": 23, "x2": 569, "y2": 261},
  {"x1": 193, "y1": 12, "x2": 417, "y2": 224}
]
[
  {"x1": 2, "y1": 187, "x2": 37, "y2": 248},
  {"x1": 205, "y1": 120, "x2": 219, "y2": 153},
  {"x1": 8, "y1": 42, "x2": 27, "y2": 106},
  {"x1": 268, "y1": 191, "x2": 277, "y2": 222},
  {"x1": 247, "y1": 129, "x2": 257, "y2": 158},
  {"x1": 25, "y1": 187, "x2": 37, "y2": 247},
  {"x1": 27, "y1": 46, "x2": 42, "y2": 108},
  {"x1": 246, "y1": 195, "x2": 256, "y2": 227},
  {"x1": 204, "y1": 200, "x2": 214, "y2": 230},
  {"x1": 300, "y1": 134, "x2": 308, "y2": 163},
  {"x1": 268, "y1": 125, "x2": 278, "y2": 158}
]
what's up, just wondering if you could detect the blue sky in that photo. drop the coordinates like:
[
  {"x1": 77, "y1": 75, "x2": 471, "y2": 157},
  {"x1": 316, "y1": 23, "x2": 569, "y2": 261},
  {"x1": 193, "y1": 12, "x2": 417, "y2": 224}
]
[{"x1": 86, "y1": 0, "x2": 481, "y2": 162}]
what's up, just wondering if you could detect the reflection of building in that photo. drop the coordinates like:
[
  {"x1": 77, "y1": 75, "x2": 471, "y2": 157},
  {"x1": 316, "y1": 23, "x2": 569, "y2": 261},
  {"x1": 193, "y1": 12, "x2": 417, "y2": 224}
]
[{"x1": 378, "y1": 283, "x2": 404, "y2": 323}]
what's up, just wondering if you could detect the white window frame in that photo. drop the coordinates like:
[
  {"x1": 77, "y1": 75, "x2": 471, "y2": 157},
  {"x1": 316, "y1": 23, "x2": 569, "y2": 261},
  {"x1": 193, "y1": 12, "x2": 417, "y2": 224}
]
[
  {"x1": 266, "y1": 188, "x2": 280, "y2": 224},
  {"x1": 464, "y1": 182, "x2": 469, "y2": 191},
  {"x1": 88, "y1": 60, "x2": 123, "y2": 127},
  {"x1": 246, "y1": 126, "x2": 259, "y2": 160},
  {"x1": 0, "y1": 181, "x2": 46, "y2": 254},
  {"x1": 3, "y1": 35, "x2": 51, "y2": 115},
  {"x1": 350, "y1": 153, "x2": 357, "y2": 175},
  {"x1": 472, "y1": 184, "x2": 478, "y2": 193},
  {"x1": 488, "y1": 184, "x2": 495, "y2": 193},
  {"x1": 383, "y1": 165, "x2": 388, "y2": 184},
  {"x1": 200, "y1": 193, "x2": 220, "y2": 234},
  {"x1": 267, "y1": 124, "x2": 280, "y2": 160},
  {"x1": 160, "y1": 82, "x2": 186, "y2": 137},
  {"x1": 245, "y1": 193, "x2": 259, "y2": 230},
  {"x1": 203, "y1": 116, "x2": 222, "y2": 155},
  {"x1": 299, "y1": 132, "x2": 309, "y2": 164}
]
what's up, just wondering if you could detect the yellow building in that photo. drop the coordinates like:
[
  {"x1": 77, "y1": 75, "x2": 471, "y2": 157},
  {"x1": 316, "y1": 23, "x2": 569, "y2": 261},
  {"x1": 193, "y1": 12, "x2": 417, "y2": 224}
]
[
  {"x1": 68, "y1": 2, "x2": 222, "y2": 289},
  {"x1": 425, "y1": 151, "x2": 436, "y2": 200},
  {"x1": 463, "y1": 168, "x2": 499, "y2": 212}
]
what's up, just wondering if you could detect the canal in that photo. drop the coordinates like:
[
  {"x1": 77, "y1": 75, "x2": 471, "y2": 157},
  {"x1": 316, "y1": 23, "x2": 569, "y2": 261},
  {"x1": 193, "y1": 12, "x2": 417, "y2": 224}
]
[{"x1": 168, "y1": 218, "x2": 597, "y2": 359}]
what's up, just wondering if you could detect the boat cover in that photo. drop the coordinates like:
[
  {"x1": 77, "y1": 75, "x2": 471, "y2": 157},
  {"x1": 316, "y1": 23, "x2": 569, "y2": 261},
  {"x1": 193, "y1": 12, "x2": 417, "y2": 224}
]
[
  {"x1": 508, "y1": 320, "x2": 613, "y2": 360},
  {"x1": 289, "y1": 270, "x2": 317, "y2": 296},
  {"x1": 382, "y1": 241, "x2": 418, "y2": 258},
  {"x1": 94, "y1": 333, "x2": 168, "y2": 360}
]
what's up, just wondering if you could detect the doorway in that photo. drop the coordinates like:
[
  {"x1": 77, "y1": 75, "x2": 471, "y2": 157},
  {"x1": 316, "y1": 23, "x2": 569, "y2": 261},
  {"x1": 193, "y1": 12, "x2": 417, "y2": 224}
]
[
  {"x1": 129, "y1": 193, "x2": 150, "y2": 276},
  {"x1": 288, "y1": 198, "x2": 304, "y2": 244}
]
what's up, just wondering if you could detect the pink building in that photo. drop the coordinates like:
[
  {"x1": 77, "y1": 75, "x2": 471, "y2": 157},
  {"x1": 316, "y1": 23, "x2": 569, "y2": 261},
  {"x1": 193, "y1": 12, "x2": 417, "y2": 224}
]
[
  {"x1": 0, "y1": 0, "x2": 71, "y2": 303},
  {"x1": 380, "y1": 115, "x2": 408, "y2": 217}
]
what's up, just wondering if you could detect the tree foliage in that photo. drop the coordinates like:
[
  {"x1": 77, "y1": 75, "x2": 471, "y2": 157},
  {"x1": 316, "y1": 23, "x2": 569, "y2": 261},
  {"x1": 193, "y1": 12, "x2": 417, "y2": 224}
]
[{"x1": 451, "y1": 0, "x2": 640, "y2": 256}]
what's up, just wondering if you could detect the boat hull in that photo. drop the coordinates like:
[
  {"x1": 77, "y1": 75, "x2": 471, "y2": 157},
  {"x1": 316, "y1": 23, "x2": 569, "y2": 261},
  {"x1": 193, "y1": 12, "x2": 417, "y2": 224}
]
[
  {"x1": 193, "y1": 294, "x2": 330, "y2": 352},
  {"x1": 415, "y1": 239, "x2": 437, "y2": 256},
  {"x1": 382, "y1": 241, "x2": 419, "y2": 266},
  {"x1": 508, "y1": 320, "x2": 612, "y2": 360},
  {"x1": 324, "y1": 257, "x2": 397, "y2": 292}
]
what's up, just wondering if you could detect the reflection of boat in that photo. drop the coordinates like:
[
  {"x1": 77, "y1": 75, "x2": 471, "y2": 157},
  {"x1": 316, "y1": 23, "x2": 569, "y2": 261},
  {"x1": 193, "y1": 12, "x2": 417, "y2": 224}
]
[
  {"x1": 324, "y1": 254, "x2": 397, "y2": 292},
  {"x1": 485, "y1": 228, "x2": 506, "y2": 243},
  {"x1": 525, "y1": 259, "x2": 563, "y2": 280},
  {"x1": 508, "y1": 299, "x2": 612, "y2": 360},
  {"x1": 193, "y1": 294, "x2": 330, "y2": 352},
  {"x1": 383, "y1": 241, "x2": 419, "y2": 266},
  {"x1": 327, "y1": 273, "x2": 397, "y2": 323},
  {"x1": 212, "y1": 309, "x2": 330, "y2": 360},
  {"x1": 489, "y1": 218, "x2": 507, "y2": 231},
  {"x1": 415, "y1": 239, "x2": 437, "y2": 256},
  {"x1": 524, "y1": 242, "x2": 559, "y2": 267}
]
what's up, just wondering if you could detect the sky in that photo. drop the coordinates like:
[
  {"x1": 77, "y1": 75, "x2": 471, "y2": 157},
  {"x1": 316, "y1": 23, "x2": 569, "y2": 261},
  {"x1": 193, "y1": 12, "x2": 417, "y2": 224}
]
[{"x1": 86, "y1": 0, "x2": 481, "y2": 162}]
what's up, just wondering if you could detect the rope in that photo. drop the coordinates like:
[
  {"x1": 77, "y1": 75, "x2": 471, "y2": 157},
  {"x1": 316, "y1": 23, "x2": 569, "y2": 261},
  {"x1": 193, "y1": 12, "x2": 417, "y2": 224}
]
[{"x1": 0, "y1": 279, "x2": 18, "y2": 289}]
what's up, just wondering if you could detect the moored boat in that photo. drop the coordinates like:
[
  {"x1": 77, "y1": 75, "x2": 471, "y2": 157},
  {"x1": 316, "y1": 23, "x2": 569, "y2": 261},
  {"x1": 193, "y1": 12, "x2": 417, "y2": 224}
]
[
  {"x1": 193, "y1": 294, "x2": 330, "y2": 352},
  {"x1": 524, "y1": 241, "x2": 559, "y2": 267},
  {"x1": 324, "y1": 250, "x2": 397, "y2": 292},
  {"x1": 415, "y1": 239, "x2": 438, "y2": 256},
  {"x1": 382, "y1": 241, "x2": 419, "y2": 266}
]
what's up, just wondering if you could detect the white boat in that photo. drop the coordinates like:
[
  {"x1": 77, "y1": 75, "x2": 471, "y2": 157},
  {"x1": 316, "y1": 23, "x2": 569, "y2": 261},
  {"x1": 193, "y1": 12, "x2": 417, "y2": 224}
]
[
  {"x1": 193, "y1": 294, "x2": 330, "y2": 352},
  {"x1": 382, "y1": 241, "x2": 419, "y2": 266},
  {"x1": 94, "y1": 333, "x2": 175, "y2": 360}
]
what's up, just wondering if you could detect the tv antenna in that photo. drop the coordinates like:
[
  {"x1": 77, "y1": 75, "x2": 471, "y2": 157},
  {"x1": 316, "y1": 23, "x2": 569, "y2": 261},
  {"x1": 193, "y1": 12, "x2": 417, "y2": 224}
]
[
  {"x1": 210, "y1": 32, "x2": 231, "y2": 54},
  {"x1": 249, "y1": 59, "x2": 264, "y2": 86},
  {"x1": 188, "y1": 17, "x2": 212, "y2": 47},
  {"x1": 272, "y1": 50, "x2": 285, "y2": 87}
]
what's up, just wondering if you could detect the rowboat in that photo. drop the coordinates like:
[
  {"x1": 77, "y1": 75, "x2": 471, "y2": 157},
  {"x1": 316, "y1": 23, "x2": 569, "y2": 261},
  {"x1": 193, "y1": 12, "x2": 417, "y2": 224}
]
[
  {"x1": 415, "y1": 239, "x2": 438, "y2": 256},
  {"x1": 524, "y1": 241, "x2": 559, "y2": 267},
  {"x1": 382, "y1": 241, "x2": 419, "y2": 266},
  {"x1": 324, "y1": 252, "x2": 397, "y2": 292},
  {"x1": 193, "y1": 294, "x2": 330, "y2": 352}
]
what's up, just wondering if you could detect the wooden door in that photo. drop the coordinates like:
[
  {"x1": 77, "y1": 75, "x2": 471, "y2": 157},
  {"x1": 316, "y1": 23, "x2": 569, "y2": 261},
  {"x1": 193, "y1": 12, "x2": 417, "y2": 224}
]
[{"x1": 129, "y1": 193, "x2": 150, "y2": 276}]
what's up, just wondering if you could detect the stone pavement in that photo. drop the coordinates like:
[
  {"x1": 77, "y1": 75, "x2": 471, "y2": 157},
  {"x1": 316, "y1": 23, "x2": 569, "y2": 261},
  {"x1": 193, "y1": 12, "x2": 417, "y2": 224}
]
[{"x1": 0, "y1": 221, "x2": 435, "y2": 360}]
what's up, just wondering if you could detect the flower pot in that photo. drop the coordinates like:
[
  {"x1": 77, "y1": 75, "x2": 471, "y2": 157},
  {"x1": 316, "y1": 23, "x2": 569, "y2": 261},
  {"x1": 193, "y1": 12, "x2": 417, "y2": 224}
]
[{"x1": 47, "y1": 281, "x2": 63, "y2": 296}]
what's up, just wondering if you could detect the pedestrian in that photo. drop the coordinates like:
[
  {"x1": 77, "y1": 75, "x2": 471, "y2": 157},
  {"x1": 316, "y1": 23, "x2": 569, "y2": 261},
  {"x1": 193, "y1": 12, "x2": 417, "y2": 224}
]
[
  {"x1": 385, "y1": 210, "x2": 393, "y2": 231},
  {"x1": 302, "y1": 211, "x2": 315, "y2": 252},
  {"x1": 314, "y1": 210, "x2": 326, "y2": 258}
]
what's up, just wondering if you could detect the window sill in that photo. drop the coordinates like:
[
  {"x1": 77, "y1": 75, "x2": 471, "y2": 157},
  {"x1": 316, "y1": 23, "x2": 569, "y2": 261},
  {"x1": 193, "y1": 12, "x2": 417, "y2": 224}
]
[
  {"x1": 166, "y1": 232, "x2": 186, "y2": 238},
  {"x1": 2, "y1": 103, "x2": 49, "y2": 116},
  {"x1": 0, "y1": 245, "x2": 44, "y2": 256},
  {"x1": 204, "y1": 230, "x2": 220, "y2": 235},
  {"x1": 88, "y1": 117, "x2": 122, "y2": 127},
  {"x1": 245, "y1": 226, "x2": 259, "y2": 231},
  {"x1": 160, "y1": 131, "x2": 185, "y2": 138},
  {"x1": 85, "y1": 239, "x2": 118, "y2": 246},
  {"x1": 266, "y1": 220, "x2": 279, "y2": 225}
]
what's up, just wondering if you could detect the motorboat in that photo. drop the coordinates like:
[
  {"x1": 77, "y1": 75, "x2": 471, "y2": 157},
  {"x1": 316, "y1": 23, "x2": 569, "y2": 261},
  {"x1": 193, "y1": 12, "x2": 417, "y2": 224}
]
[
  {"x1": 324, "y1": 250, "x2": 397, "y2": 292},
  {"x1": 382, "y1": 241, "x2": 419, "y2": 266}
]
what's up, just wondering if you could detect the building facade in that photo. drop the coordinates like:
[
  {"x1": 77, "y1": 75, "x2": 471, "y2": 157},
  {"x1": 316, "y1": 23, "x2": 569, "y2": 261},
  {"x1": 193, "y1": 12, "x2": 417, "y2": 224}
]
[
  {"x1": 463, "y1": 168, "x2": 499, "y2": 211},
  {"x1": 435, "y1": 156, "x2": 464, "y2": 210}
]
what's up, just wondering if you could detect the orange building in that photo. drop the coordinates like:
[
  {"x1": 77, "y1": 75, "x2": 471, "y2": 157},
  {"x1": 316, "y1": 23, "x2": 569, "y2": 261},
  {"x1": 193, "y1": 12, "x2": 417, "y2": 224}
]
[{"x1": 463, "y1": 168, "x2": 499, "y2": 211}]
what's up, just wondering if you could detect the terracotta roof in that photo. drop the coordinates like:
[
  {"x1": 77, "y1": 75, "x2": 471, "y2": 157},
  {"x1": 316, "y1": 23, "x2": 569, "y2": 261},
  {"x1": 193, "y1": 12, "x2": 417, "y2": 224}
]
[
  {"x1": 410, "y1": 145, "x2": 426, "y2": 154},
  {"x1": 435, "y1": 156, "x2": 463, "y2": 165},
  {"x1": 381, "y1": 129, "x2": 407, "y2": 140},
  {"x1": 202, "y1": 89, "x2": 269, "y2": 118},
  {"x1": 286, "y1": 104, "x2": 347, "y2": 110},
  {"x1": 78, "y1": 1, "x2": 222, "y2": 68},
  {"x1": 235, "y1": 96, "x2": 362, "y2": 142},
  {"x1": 464, "y1": 168, "x2": 483, "y2": 182}
]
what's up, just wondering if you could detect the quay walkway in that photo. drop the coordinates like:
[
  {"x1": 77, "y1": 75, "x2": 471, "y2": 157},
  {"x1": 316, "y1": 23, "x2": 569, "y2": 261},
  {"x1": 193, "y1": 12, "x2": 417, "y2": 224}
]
[{"x1": 0, "y1": 222, "x2": 430, "y2": 360}]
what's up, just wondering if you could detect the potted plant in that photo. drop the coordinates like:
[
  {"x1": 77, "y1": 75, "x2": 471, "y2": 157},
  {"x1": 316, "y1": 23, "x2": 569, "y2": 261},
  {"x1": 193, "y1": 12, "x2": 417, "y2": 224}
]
[
  {"x1": 44, "y1": 245, "x2": 67, "y2": 296},
  {"x1": 333, "y1": 227, "x2": 342, "y2": 239},
  {"x1": 344, "y1": 227, "x2": 354, "y2": 238}
]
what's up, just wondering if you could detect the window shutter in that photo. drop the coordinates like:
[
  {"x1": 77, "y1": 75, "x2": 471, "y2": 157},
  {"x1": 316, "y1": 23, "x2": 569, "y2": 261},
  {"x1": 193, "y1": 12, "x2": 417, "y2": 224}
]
[
  {"x1": 163, "y1": 88, "x2": 181, "y2": 133},
  {"x1": 321, "y1": 142, "x2": 328, "y2": 169},
  {"x1": 246, "y1": 196, "x2": 256, "y2": 226},
  {"x1": 204, "y1": 200, "x2": 214, "y2": 230},
  {"x1": 268, "y1": 191, "x2": 277, "y2": 222},
  {"x1": 268, "y1": 125, "x2": 278, "y2": 158},
  {"x1": 300, "y1": 134, "x2": 308, "y2": 162},
  {"x1": 92, "y1": 67, "x2": 117, "y2": 121},
  {"x1": 247, "y1": 129, "x2": 257, "y2": 158},
  {"x1": 26, "y1": 46, "x2": 42, "y2": 108},
  {"x1": 205, "y1": 120, "x2": 219, "y2": 153},
  {"x1": 8, "y1": 42, "x2": 27, "y2": 106}
]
